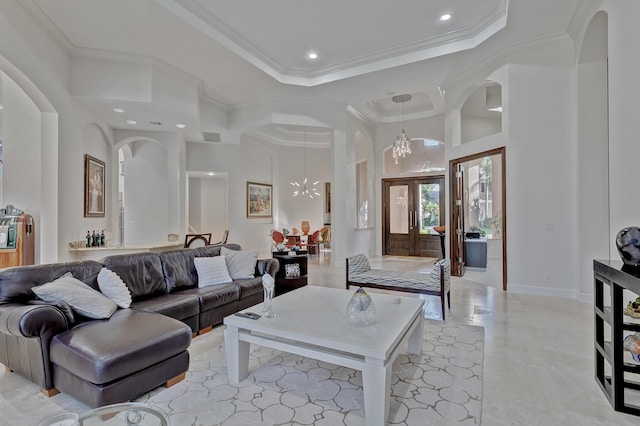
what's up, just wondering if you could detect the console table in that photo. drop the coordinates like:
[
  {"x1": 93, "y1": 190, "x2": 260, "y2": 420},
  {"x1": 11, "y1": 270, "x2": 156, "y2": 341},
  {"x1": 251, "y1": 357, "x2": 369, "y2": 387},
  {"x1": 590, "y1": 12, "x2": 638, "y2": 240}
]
[
  {"x1": 593, "y1": 259, "x2": 640, "y2": 416},
  {"x1": 272, "y1": 252, "x2": 308, "y2": 296}
]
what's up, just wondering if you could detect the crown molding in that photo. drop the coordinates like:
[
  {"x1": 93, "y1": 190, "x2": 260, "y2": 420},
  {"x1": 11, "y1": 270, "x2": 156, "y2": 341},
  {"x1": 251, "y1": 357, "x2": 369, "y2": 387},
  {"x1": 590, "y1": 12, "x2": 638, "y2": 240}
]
[
  {"x1": 441, "y1": 32, "x2": 574, "y2": 98},
  {"x1": 154, "y1": 0, "x2": 509, "y2": 87}
]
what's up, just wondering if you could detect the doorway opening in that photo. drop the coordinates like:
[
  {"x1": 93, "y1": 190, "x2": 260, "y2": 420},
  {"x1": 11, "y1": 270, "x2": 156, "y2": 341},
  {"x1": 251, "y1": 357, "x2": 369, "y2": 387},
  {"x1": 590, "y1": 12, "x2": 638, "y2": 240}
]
[
  {"x1": 450, "y1": 147, "x2": 507, "y2": 290},
  {"x1": 382, "y1": 176, "x2": 445, "y2": 257}
]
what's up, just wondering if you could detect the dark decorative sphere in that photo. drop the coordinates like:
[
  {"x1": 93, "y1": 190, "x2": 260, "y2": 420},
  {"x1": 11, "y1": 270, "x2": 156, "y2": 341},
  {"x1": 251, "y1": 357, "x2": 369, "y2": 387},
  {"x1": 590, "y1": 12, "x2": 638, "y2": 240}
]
[{"x1": 616, "y1": 227, "x2": 640, "y2": 266}]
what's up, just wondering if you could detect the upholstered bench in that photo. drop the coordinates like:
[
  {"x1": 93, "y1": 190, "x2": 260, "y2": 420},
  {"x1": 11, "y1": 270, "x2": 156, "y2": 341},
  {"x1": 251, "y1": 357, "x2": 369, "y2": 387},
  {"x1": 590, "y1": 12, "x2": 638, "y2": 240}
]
[
  {"x1": 50, "y1": 309, "x2": 191, "y2": 408},
  {"x1": 346, "y1": 254, "x2": 451, "y2": 319}
]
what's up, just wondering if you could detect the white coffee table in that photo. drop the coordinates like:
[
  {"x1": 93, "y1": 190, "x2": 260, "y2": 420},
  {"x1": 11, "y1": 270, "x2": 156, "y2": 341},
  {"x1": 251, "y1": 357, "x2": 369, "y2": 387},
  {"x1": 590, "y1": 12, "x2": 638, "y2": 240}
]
[{"x1": 223, "y1": 286, "x2": 424, "y2": 426}]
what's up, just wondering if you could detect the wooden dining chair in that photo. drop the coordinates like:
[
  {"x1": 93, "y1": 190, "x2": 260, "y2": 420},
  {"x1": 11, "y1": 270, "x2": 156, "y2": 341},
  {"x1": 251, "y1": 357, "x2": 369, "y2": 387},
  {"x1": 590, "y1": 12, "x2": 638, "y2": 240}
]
[{"x1": 184, "y1": 233, "x2": 212, "y2": 248}]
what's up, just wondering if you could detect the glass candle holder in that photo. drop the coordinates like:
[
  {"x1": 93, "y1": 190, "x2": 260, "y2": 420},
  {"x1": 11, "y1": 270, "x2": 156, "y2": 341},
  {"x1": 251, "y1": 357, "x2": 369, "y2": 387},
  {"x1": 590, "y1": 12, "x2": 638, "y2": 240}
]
[
  {"x1": 262, "y1": 285, "x2": 276, "y2": 318},
  {"x1": 346, "y1": 287, "x2": 376, "y2": 326}
]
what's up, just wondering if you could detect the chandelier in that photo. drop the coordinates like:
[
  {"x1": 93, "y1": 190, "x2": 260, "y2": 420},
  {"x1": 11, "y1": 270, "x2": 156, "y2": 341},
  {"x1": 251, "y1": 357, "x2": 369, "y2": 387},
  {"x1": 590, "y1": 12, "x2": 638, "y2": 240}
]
[
  {"x1": 291, "y1": 131, "x2": 321, "y2": 198},
  {"x1": 392, "y1": 94, "x2": 412, "y2": 164}
]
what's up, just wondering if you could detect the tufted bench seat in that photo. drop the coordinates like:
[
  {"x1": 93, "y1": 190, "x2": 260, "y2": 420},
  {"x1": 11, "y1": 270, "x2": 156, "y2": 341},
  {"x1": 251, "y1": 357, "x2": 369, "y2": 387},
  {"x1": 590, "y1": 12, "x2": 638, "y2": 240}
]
[{"x1": 346, "y1": 254, "x2": 451, "y2": 319}]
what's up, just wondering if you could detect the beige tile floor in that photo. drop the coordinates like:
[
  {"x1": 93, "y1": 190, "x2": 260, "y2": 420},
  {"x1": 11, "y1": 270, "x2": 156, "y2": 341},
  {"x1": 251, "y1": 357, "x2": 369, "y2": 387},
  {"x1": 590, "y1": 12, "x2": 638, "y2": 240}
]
[{"x1": 308, "y1": 253, "x2": 640, "y2": 425}]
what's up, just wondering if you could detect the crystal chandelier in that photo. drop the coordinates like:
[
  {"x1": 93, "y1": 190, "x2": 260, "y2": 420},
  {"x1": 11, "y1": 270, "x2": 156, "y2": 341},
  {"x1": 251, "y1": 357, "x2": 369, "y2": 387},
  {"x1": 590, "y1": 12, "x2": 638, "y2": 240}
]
[
  {"x1": 392, "y1": 94, "x2": 412, "y2": 164},
  {"x1": 291, "y1": 131, "x2": 321, "y2": 198}
]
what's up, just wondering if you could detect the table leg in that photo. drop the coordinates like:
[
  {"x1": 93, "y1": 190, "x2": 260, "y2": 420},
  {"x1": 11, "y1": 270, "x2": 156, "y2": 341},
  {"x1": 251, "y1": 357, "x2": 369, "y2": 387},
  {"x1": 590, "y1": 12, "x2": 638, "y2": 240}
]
[
  {"x1": 224, "y1": 326, "x2": 250, "y2": 384},
  {"x1": 362, "y1": 359, "x2": 392, "y2": 426},
  {"x1": 408, "y1": 313, "x2": 424, "y2": 355}
]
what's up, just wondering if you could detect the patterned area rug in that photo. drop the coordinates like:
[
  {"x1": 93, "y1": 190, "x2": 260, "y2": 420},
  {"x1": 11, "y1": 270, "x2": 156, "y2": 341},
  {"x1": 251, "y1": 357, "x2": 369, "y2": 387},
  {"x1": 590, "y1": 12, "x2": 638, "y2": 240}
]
[{"x1": 137, "y1": 320, "x2": 484, "y2": 425}]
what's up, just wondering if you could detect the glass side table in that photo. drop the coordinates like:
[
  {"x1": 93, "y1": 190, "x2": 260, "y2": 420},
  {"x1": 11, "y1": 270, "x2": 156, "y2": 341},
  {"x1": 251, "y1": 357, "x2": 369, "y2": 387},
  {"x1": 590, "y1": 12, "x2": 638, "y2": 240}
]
[{"x1": 39, "y1": 403, "x2": 170, "y2": 426}]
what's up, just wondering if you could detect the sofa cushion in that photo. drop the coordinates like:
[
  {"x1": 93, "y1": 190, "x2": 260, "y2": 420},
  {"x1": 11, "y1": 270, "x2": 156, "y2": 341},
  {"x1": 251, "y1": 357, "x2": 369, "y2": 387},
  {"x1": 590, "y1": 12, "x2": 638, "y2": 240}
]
[
  {"x1": 235, "y1": 277, "x2": 265, "y2": 300},
  {"x1": 130, "y1": 293, "x2": 200, "y2": 322},
  {"x1": 102, "y1": 253, "x2": 166, "y2": 301},
  {"x1": 33, "y1": 273, "x2": 117, "y2": 319},
  {"x1": 221, "y1": 247, "x2": 258, "y2": 280},
  {"x1": 97, "y1": 268, "x2": 132, "y2": 308},
  {"x1": 0, "y1": 260, "x2": 103, "y2": 304},
  {"x1": 194, "y1": 256, "x2": 232, "y2": 287},
  {"x1": 180, "y1": 283, "x2": 239, "y2": 311},
  {"x1": 50, "y1": 309, "x2": 191, "y2": 385},
  {"x1": 159, "y1": 248, "x2": 199, "y2": 293}
]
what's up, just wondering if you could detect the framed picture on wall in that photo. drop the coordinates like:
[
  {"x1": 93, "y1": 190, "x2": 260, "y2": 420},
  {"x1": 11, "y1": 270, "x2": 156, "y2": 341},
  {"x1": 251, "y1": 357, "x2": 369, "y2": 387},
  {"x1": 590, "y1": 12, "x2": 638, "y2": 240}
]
[
  {"x1": 246, "y1": 182, "x2": 272, "y2": 218},
  {"x1": 84, "y1": 154, "x2": 105, "y2": 217}
]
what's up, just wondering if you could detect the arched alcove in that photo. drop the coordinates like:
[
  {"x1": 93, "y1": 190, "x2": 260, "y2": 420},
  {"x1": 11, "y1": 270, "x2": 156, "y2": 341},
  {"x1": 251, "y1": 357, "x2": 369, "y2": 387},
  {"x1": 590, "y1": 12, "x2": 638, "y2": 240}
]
[
  {"x1": 460, "y1": 82, "x2": 502, "y2": 144},
  {"x1": 577, "y1": 11, "x2": 609, "y2": 298},
  {"x1": 0, "y1": 61, "x2": 57, "y2": 263},
  {"x1": 116, "y1": 136, "x2": 170, "y2": 245}
]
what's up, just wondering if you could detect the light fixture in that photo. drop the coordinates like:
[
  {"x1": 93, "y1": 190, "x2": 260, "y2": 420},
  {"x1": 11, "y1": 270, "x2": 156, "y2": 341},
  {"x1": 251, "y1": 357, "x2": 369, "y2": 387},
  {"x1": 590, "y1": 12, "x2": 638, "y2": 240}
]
[
  {"x1": 125, "y1": 120, "x2": 137, "y2": 125},
  {"x1": 176, "y1": 123, "x2": 186, "y2": 129},
  {"x1": 392, "y1": 94, "x2": 412, "y2": 165},
  {"x1": 290, "y1": 130, "x2": 321, "y2": 198},
  {"x1": 440, "y1": 14, "x2": 451, "y2": 21},
  {"x1": 208, "y1": 172, "x2": 215, "y2": 176},
  {"x1": 113, "y1": 108, "x2": 125, "y2": 113},
  {"x1": 306, "y1": 51, "x2": 318, "y2": 60}
]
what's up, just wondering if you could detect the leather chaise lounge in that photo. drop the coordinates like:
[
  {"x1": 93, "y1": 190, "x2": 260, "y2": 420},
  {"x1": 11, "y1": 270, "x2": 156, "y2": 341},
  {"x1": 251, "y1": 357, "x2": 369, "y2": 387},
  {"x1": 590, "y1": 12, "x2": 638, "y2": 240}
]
[{"x1": 0, "y1": 243, "x2": 279, "y2": 408}]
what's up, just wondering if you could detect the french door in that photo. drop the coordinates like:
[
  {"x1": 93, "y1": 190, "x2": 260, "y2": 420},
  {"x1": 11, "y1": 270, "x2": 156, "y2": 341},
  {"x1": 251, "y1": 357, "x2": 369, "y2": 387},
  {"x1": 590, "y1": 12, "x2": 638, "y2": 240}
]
[
  {"x1": 451, "y1": 163, "x2": 465, "y2": 276},
  {"x1": 382, "y1": 176, "x2": 445, "y2": 257}
]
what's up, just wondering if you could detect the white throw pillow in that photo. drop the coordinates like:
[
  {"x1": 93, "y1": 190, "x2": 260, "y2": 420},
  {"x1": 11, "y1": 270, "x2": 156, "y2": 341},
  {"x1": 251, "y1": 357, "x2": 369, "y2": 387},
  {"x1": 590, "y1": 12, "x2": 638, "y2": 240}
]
[
  {"x1": 97, "y1": 267, "x2": 132, "y2": 308},
  {"x1": 221, "y1": 247, "x2": 258, "y2": 280},
  {"x1": 32, "y1": 272, "x2": 117, "y2": 319},
  {"x1": 194, "y1": 256, "x2": 233, "y2": 287}
]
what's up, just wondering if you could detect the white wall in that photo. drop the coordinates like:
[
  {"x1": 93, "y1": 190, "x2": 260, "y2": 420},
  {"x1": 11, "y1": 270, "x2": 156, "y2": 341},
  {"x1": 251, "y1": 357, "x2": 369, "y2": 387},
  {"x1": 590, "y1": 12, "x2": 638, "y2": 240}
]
[
  {"x1": 186, "y1": 137, "x2": 274, "y2": 252},
  {"x1": 200, "y1": 177, "x2": 227, "y2": 240},
  {"x1": 0, "y1": 0, "x2": 628, "y2": 306},
  {"x1": 123, "y1": 139, "x2": 169, "y2": 244},
  {"x1": 81, "y1": 123, "x2": 111, "y2": 243},
  {"x1": 1, "y1": 73, "x2": 42, "y2": 262},
  {"x1": 506, "y1": 63, "x2": 577, "y2": 297},
  {"x1": 577, "y1": 11, "x2": 609, "y2": 301},
  {"x1": 605, "y1": 0, "x2": 640, "y2": 256},
  {"x1": 188, "y1": 177, "x2": 201, "y2": 231}
]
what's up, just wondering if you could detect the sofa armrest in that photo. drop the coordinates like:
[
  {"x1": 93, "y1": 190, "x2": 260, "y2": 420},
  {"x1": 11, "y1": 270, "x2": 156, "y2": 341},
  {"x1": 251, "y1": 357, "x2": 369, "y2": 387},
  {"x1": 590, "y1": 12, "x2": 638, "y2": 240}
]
[
  {"x1": 256, "y1": 258, "x2": 279, "y2": 277},
  {"x1": 0, "y1": 303, "x2": 70, "y2": 338}
]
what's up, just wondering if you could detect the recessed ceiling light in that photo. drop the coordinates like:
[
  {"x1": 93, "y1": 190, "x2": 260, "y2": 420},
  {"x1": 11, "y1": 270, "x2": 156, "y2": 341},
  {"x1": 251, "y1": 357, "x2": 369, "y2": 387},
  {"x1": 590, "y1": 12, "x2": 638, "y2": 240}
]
[
  {"x1": 176, "y1": 123, "x2": 186, "y2": 129},
  {"x1": 306, "y1": 51, "x2": 319, "y2": 60},
  {"x1": 113, "y1": 108, "x2": 125, "y2": 113},
  {"x1": 208, "y1": 172, "x2": 215, "y2": 176},
  {"x1": 125, "y1": 120, "x2": 137, "y2": 125},
  {"x1": 440, "y1": 14, "x2": 451, "y2": 21},
  {"x1": 0, "y1": 104, "x2": 4, "y2": 110}
]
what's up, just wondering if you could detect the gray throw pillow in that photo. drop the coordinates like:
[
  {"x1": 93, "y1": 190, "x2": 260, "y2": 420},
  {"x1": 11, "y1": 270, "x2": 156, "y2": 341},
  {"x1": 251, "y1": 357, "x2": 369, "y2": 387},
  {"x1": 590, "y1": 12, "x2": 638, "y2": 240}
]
[
  {"x1": 32, "y1": 272, "x2": 117, "y2": 319},
  {"x1": 194, "y1": 256, "x2": 233, "y2": 287},
  {"x1": 220, "y1": 247, "x2": 258, "y2": 280},
  {"x1": 97, "y1": 267, "x2": 132, "y2": 308}
]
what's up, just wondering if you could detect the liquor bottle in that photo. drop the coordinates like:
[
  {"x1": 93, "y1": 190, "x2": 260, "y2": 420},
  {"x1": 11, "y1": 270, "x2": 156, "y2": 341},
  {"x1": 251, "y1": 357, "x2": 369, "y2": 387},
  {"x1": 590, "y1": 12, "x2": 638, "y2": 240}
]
[
  {"x1": 91, "y1": 230, "x2": 97, "y2": 247},
  {"x1": 86, "y1": 231, "x2": 91, "y2": 248},
  {"x1": 100, "y1": 230, "x2": 105, "y2": 247}
]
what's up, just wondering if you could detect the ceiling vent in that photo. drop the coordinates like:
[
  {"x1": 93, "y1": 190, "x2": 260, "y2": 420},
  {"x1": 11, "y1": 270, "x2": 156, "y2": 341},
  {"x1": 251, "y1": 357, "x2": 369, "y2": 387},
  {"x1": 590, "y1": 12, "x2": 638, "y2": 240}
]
[{"x1": 202, "y1": 132, "x2": 222, "y2": 143}]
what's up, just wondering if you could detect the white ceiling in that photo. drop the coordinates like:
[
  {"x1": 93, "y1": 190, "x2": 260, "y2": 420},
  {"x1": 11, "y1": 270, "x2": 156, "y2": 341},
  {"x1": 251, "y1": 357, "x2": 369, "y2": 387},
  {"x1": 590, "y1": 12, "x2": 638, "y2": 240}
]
[{"x1": 19, "y1": 0, "x2": 586, "y2": 142}]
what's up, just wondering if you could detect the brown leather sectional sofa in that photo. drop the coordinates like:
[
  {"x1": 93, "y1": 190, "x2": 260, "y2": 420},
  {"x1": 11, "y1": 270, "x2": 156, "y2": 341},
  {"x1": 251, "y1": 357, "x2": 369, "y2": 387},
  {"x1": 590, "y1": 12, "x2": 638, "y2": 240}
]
[{"x1": 0, "y1": 243, "x2": 279, "y2": 408}]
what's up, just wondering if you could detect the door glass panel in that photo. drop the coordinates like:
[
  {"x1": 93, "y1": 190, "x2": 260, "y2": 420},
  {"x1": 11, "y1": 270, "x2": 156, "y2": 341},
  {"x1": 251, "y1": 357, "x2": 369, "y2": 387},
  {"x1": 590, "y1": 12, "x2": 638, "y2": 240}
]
[
  {"x1": 389, "y1": 185, "x2": 408, "y2": 234},
  {"x1": 418, "y1": 183, "x2": 440, "y2": 233}
]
